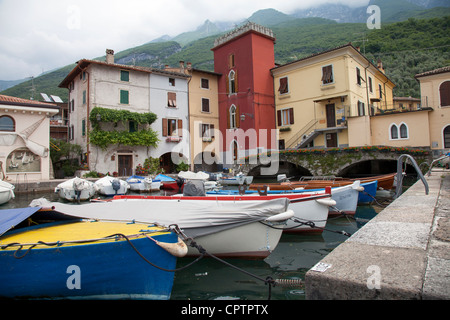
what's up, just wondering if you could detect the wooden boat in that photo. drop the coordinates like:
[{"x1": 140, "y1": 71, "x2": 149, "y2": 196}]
[
  {"x1": 358, "y1": 180, "x2": 378, "y2": 204},
  {"x1": 54, "y1": 177, "x2": 96, "y2": 202},
  {"x1": 46, "y1": 197, "x2": 295, "y2": 259},
  {"x1": 208, "y1": 180, "x2": 362, "y2": 216},
  {"x1": 0, "y1": 207, "x2": 180, "y2": 300},
  {"x1": 249, "y1": 173, "x2": 396, "y2": 191},
  {"x1": 219, "y1": 173, "x2": 253, "y2": 185},
  {"x1": 0, "y1": 180, "x2": 15, "y2": 205},
  {"x1": 94, "y1": 175, "x2": 130, "y2": 196}
]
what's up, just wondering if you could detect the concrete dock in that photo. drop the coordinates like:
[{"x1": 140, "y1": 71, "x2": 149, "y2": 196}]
[{"x1": 306, "y1": 169, "x2": 450, "y2": 299}]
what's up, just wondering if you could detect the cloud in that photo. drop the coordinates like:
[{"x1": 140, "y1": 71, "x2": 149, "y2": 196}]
[{"x1": 0, "y1": 0, "x2": 370, "y2": 80}]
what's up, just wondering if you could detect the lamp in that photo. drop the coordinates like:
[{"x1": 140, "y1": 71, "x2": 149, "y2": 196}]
[{"x1": 240, "y1": 112, "x2": 254, "y2": 121}]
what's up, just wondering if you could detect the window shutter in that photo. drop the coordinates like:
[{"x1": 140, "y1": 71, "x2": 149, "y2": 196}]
[
  {"x1": 277, "y1": 110, "x2": 282, "y2": 126},
  {"x1": 227, "y1": 108, "x2": 231, "y2": 129},
  {"x1": 210, "y1": 124, "x2": 215, "y2": 138},
  {"x1": 234, "y1": 70, "x2": 238, "y2": 93},
  {"x1": 440, "y1": 81, "x2": 450, "y2": 107},
  {"x1": 162, "y1": 118, "x2": 168, "y2": 136},
  {"x1": 289, "y1": 108, "x2": 294, "y2": 124},
  {"x1": 178, "y1": 119, "x2": 183, "y2": 137},
  {"x1": 225, "y1": 74, "x2": 230, "y2": 95},
  {"x1": 235, "y1": 105, "x2": 240, "y2": 128}
]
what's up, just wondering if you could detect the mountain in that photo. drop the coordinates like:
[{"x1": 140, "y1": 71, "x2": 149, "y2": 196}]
[
  {"x1": 0, "y1": 78, "x2": 28, "y2": 92},
  {"x1": 172, "y1": 20, "x2": 225, "y2": 46}
]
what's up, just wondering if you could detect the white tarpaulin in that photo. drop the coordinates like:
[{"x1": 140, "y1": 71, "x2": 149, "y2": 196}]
[{"x1": 42, "y1": 197, "x2": 290, "y2": 238}]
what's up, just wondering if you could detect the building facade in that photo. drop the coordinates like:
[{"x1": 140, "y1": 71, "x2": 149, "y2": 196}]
[
  {"x1": 59, "y1": 50, "x2": 190, "y2": 175},
  {"x1": 0, "y1": 94, "x2": 59, "y2": 181}
]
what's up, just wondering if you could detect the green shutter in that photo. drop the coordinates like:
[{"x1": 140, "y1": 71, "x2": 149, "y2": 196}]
[
  {"x1": 82, "y1": 119, "x2": 86, "y2": 136},
  {"x1": 120, "y1": 90, "x2": 129, "y2": 104},
  {"x1": 121, "y1": 70, "x2": 129, "y2": 82}
]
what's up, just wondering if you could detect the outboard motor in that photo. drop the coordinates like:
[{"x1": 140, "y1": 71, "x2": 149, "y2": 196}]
[
  {"x1": 183, "y1": 180, "x2": 205, "y2": 197},
  {"x1": 73, "y1": 177, "x2": 84, "y2": 203},
  {"x1": 176, "y1": 177, "x2": 185, "y2": 194},
  {"x1": 112, "y1": 178, "x2": 121, "y2": 194}
]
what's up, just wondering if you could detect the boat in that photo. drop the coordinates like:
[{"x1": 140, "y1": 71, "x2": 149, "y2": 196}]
[
  {"x1": 208, "y1": 180, "x2": 362, "y2": 216},
  {"x1": 178, "y1": 171, "x2": 218, "y2": 191},
  {"x1": 126, "y1": 175, "x2": 154, "y2": 192},
  {"x1": 94, "y1": 175, "x2": 130, "y2": 196},
  {"x1": 249, "y1": 173, "x2": 396, "y2": 191},
  {"x1": 155, "y1": 174, "x2": 182, "y2": 192},
  {"x1": 0, "y1": 180, "x2": 15, "y2": 205},
  {"x1": 43, "y1": 197, "x2": 295, "y2": 259},
  {"x1": 358, "y1": 180, "x2": 378, "y2": 204},
  {"x1": 54, "y1": 177, "x2": 96, "y2": 202},
  {"x1": 219, "y1": 173, "x2": 253, "y2": 185},
  {"x1": 0, "y1": 206, "x2": 180, "y2": 299}
]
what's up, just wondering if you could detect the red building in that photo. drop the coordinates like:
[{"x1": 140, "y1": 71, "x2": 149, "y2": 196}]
[{"x1": 212, "y1": 22, "x2": 277, "y2": 166}]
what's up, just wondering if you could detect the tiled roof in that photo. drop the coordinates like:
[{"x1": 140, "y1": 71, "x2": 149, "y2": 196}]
[
  {"x1": 0, "y1": 94, "x2": 58, "y2": 108},
  {"x1": 415, "y1": 66, "x2": 450, "y2": 78}
]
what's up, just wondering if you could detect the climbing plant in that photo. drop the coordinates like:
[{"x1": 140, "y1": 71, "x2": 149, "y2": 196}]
[{"x1": 89, "y1": 107, "x2": 159, "y2": 150}]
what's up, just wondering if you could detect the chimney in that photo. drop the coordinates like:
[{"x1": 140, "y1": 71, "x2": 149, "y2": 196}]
[
  {"x1": 106, "y1": 49, "x2": 115, "y2": 64},
  {"x1": 356, "y1": 46, "x2": 361, "y2": 52},
  {"x1": 377, "y1": 58, "x2": 385, "y2": 73},
  {"x1": 179, "y1": 61, "x2": 185, "y2": 71},
  {"x1": 187, "y1": 62, "x2": 192, "y2": 71}
]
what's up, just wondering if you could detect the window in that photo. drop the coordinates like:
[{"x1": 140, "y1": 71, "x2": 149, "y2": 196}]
[
  {"x1": 0, "y1": 116, "x2": 15, "y2": 131},
  {"x1": 201, "y1": 123, "x2": 215, "y2": 139},
  {"x1": 82, "y1": 90, "x2": 86, "y2": 104},
  {"x1": 229, "y1": 105, "x2": 238, "y2": 129},
  {"x1": 228, "y1": 70, "x2": 236, "y2": 94},
  {"x1": 70, "y1": 99, "x2": 74, "y2": 112},
  {"x1": 120, "y1": 70, "x2": 129, "y2": 82},
  {"x1": 120, "y1": 90, "x2": 129, "y2": 104},
  {"x1": 368, "y1": 77, "x2": 373, "y2": 93},
  {"x1": 232, "y1": 140, "x2": 238, "y2": 161},
  {"x1": 321, "y1": 65, "x2": 333, "y2": 84},
  {"x1": 400, "y1": 123, "x2": 408, "y2": 139},
  {"x1": 390, "y1": 124, "x2": 399, "y2": 140},
  {"x1": 277, "y1": 108, "x2": 294, "y2": 126},
  {"x1": 279, "y1": 77, "x2": 289, "y2": 94},
  {"x1": 358, "y1": 101, "x2": 365, "y2": 116},
  {"x1": 162, "y1": 118, "x2": 182, "y2": 137},
  {"x1": 201, "y1": 98, "x2": 210, "y2": 112},
  {"x1": 129, "y1": 121, "x2": 137, "y2": 133},
  {"x1": 201, "y1": 78, "x2": 209, "y2": 89},
  {"x1": 379, "y1": 84, "x2": 383, "y2": 99},
  {"x1": 444, "y1": 126, "x2": 450, "y2": 148},
  {"x1": 169, "y1": 78, "x2": 175, "y2": 86},
  {"x1": 439, "y1": 81, "x2": 450, "y2": 107},
  {"x1": 356, "y1": 67, "x2": 361, "y2": 86},
  {"x1": 167, "y1": 92, "x2": 177, "y2": 107}
]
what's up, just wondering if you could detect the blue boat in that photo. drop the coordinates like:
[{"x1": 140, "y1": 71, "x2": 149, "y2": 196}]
[
  {"x1": 0, "y1": 207, "x2": 179, "y2": 300},
  {"x1": 358, "y1": 180, "x2": 378, "y2": 204}
]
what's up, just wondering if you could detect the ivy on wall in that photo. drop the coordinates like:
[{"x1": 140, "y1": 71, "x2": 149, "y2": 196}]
[{"x1": 89, "y1": 107, "x2": 159, "y2": 150}]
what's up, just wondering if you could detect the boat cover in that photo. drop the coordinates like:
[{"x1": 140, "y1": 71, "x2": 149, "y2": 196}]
[
  {"x1": 41, "y1": 198, "x2": 290, "y2": 238},
  {"x1": 0, "y1": 207, "x2": 41, "y2": 237},
  {"x1": 154, "y1": 174, "x2": 175, "y2": 182}
]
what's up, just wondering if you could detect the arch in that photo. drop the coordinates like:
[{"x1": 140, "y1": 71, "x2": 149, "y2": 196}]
[
  {"x1": 228, "y1": 70, "x2": 236, "y2": 94},
  {"x1": 0, "y1": 115, "x2": 15, "y2": 132},
  {"x1": 399, "y1": 123, "x2": 408, "y2": 139},
  {"x1": 439, "y1": 80, "x2": 450, "y2": 107},
  {"x1": 230, "y1": 139, "x2": 238, "y2": 161},
  {"x1": 390, "y1": 123, "x2": 399, "y2": 140},
  {"x1": 229, "y1": 105, "x2": 237, "y2": 129},
  {"x1": 443, "y1": 125, "x2": 450, "y2": 148}
]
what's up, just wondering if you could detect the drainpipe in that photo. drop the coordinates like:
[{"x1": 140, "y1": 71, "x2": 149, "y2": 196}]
[
  {"x1": 77, "y1": 65, "x2": 91, "y2": 171},
  {"x1": 364, "y1": 63, "x2": 370, "y2": 115}
]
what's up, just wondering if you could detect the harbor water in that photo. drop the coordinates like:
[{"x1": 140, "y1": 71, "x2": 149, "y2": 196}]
[{"x1": 1, "y1": 186, "x2": 386, "y2": 300}]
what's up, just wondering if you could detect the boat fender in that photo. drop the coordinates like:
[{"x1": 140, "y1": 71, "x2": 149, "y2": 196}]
[
  {"x1": 316, "y1": 198, "x2": 337, "y2": 207},
  {"x1": 354, "y1": 186, "x2": 365, "y2": 192},
  {"x1": 146, "y1": 235, "x2": 188, "y2": 258},
  {"x1": 265, "y1": 209, "x2": 294, "y2": 222}
]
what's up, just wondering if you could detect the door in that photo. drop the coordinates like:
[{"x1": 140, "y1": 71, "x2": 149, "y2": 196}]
[
  {"x1": 326, "y1": 104, "x2": 336, "y2": 128},
  {"x1": 326, "y1": 133, "x2": 338, "y2": 148},
  {"x1": 118, "y1": 155, "x2": 133, "y2": 176}
]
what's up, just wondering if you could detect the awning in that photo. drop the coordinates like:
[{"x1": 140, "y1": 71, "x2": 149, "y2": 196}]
[{"x1": 0, "y1": 207, "x2": 41, "y2": 237}]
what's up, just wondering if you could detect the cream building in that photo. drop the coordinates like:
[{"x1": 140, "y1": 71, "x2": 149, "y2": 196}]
[
  {"x1": 415, "y1": 66, "x2": 450, "y2": 154},
  {"x1": 271, "y1": 43, "x2": 395, "y2": 150},
  {"x1": 0, "y1": 94, "x2": 59, "y2": 181}
]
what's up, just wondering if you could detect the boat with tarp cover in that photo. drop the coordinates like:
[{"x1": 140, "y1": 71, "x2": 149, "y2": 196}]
[{"x1": 0, "y1": 207, "x2": 180, "y2": 300}]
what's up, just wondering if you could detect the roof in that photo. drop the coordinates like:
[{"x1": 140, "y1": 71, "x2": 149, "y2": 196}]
[
  {"x1": 212, "y1": 22, "x2": 275, "y2": 50},
  {"x1": 59, "y1": 59, "x2": 191, "y2": 88},
  {"x1": 271, "y1": 43, "x2": 395, "y2": 85},
  {"x1": 415, "y1": 66, "x2": 450, "y2": 79},
  {"x1": 0, "y1": 94, "x2": 58, "y2": 109},
  {"x1": 393, "y1": 96, "x2": 421, "y2": 101}
]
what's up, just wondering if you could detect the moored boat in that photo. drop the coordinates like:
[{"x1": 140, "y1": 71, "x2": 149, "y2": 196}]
[
  {"x1": 155, "y1": 174, "x2": 182, "y2": 191},
  {"x1": 0, "y1": 180, "x2": 15, "y2": 205},
  {"x1": 94, "y1": 175, "x2": 129, "y2": 196},
  {"x1": 42, "y1": 197, "x2": 295, "y2": 259},
  {"x1": 219, "y1": 173, "x2": 253, "y2": 185},
  {"x1": 54, "y1": 177, "x2": 96, "y2": 202},
  {"x1": 358, "y1": 180, "x2": 378, "y2": 204},
  {"x1": 126, "y1": 175, "x2": 153, "y2": 192},
  {"x1": 0, "y1": 207, "x2": 179, "y2": 300}
]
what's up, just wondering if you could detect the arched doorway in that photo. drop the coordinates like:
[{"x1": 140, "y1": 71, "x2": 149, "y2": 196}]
[{"x1": 160, "y1": 152, "x2": 188, "y2": 173}]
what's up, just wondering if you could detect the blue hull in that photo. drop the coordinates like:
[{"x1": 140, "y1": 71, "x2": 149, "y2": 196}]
[
  {"x1": 359, "y1": 181, "x2": 378, "y2": 204},
  {"x1": 0, "y1": 232, "x2": 177, "y2": 300}
]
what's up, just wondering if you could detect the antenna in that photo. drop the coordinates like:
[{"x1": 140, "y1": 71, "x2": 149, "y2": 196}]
[
  {"x1": 353, "y1": 32, "x2": 369, "y2": 54},
  {"x1": 29, "y1": 76, "x2": 36, "y2": 100}
]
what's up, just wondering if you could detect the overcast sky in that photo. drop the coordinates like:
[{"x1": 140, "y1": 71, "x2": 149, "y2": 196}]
[{"x1": 0, "y1": 0, "x2": 370, "y2": 81}]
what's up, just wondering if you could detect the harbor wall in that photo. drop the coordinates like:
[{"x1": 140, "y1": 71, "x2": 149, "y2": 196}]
[{"x1": 305, "y1": 170, "x2": 450, "y2": 299}]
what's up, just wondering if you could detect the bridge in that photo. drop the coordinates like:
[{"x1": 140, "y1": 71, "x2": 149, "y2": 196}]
[{"x1": 232, "y1": 146, "x2": 433, "y2": 178}]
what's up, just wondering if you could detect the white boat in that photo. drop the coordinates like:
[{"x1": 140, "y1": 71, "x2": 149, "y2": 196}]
[
  {"x1": 178, "y1": 171, "x2": 218, "y2": 191},
  {"x1": 219, "y1": 173, "x2": 253, "y2": 185},
  {"x1": 54, "y1": 177, "x2": 96, "y2": 202},
  {"x1": 126, "y1": 175, "x2": 154, "y2": 192},
  {"x1": 44, "y1": 197, "x2": 294, "y2": 259},
  {"x1": 0, "y1": 180, "x2": 15, "y2": 205},
  {"x1": 94, "y1": 176, "x2": 129, "y2": 196}
]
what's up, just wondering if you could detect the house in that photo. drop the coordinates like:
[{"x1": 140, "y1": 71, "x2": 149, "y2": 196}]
[
  {"x1": 271, "y1": 43, "x2": 396, "y2": 150},
  {"x1": 393, "y1": 96, "x2": 421, "y2": 112},
  {"x1": 211, "y1": 22, "x2": 277, "y2": 167},
  {"x1": 165, "y1": 62, "x2": 221, "y2": 172},
  {"x1": 415, "y1": 66, "x2": 450, "y2": 154},
  {"x1": 59, "y1": 49, "x2": 190, "y2": 175},
  {"x1": 0, "y1": 94, "x2": 59, "y2": 181}
]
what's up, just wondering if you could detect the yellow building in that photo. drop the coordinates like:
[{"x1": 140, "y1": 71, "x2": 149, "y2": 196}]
[
  {"x1": 415, "y1": 66, "x2": 450, "y2": 153},
  {"x1": 271, "y1": 43, "x2": 395, "y2": 149},
  {"x1": 165, "y1": 62, "x2": 221, "y2": 171}
]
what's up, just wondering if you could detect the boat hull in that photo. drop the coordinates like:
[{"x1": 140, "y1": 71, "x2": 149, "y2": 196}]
[
  {"x1": 0, "y1": 221, "x2": 177, "y2": 300},
  {"x1": 0, "y1": 181, "x2": 15, "y2": 205},
  {"x1": 94, "y1": 176, "x2": 129, "y2": 196},
  {"x1": 359, "y1": 181, "x2": 378, "y2": 204}
]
